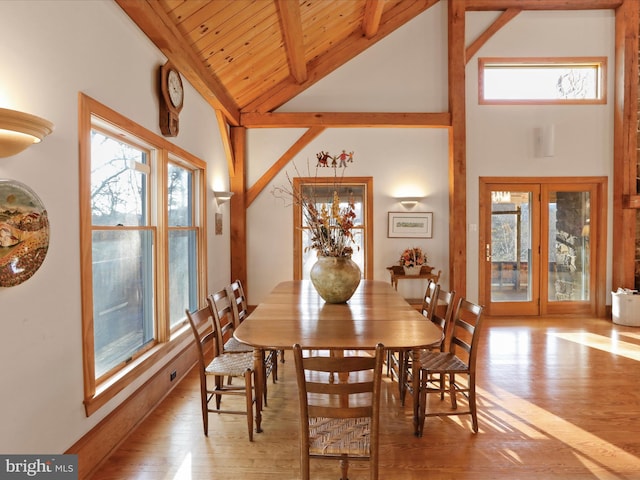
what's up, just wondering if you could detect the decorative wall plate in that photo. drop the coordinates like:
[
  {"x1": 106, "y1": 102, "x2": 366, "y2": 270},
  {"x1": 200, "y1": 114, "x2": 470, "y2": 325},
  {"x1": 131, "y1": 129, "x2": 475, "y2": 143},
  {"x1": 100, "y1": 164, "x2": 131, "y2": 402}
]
[{"x1": 0, "y1": 179, "x2": 49, "y2": 287}]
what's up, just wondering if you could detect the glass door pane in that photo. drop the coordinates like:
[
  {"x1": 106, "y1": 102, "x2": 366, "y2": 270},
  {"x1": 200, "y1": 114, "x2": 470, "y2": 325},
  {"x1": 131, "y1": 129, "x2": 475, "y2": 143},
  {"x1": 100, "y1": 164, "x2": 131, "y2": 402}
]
[
  {"x1": 480, "y1": 182, "x2": 540, "y2": 316},
  {"x1": 490, "y1": 191, "x2": 533, "y2": 303},
  {"x1": 547, "y1": 190, "x2": 590, "y2": 302}
]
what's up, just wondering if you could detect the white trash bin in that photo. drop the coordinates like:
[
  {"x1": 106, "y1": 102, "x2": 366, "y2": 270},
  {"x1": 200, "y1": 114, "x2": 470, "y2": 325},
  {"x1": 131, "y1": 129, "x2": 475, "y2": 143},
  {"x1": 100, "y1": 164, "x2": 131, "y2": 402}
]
[{"x1": 612, "y1": 291, "x2": 640, "y2": 326}]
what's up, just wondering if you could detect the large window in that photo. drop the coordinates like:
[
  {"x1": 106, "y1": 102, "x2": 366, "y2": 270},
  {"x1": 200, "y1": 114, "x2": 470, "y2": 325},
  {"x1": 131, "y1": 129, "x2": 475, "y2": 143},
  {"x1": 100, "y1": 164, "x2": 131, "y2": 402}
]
[
  {"x1": 479, "y1": 57, "x2": 606, "y2": 104},
  {"x1": 79, "y1": 94, "x2": 207, "y2": 415}
]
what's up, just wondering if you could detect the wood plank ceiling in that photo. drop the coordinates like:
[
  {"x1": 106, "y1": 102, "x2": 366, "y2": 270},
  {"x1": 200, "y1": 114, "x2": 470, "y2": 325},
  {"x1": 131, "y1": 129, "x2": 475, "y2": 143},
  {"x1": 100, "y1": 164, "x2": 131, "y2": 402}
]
[{"x1": 116, "y1": 0, "x2": 437, "y2": 126}]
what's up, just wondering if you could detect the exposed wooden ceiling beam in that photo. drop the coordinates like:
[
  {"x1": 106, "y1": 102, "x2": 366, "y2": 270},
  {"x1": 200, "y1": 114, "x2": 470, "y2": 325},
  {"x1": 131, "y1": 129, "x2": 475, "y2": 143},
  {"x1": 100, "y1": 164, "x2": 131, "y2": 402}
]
[
  {"x1": 243, "y1": 0, "x2": 439, "y2": 113},
  {"x1": 466, "y1": 8, "x2": 521, "y2": 63},
  {"x1": 241, "y1": 111, "x2": 451, "y2": 128},
  {"x1": 465, "y1": 0, "x2": 622, "y2": 10},
  {"x1": 115, "y1": 0, "x2": 241, "y2": 126},
  {"x1": 362, "y1": 0, "x2": 385, "y2": 38},
  {"x1": 246, "y1": 127, "x2": 326, "y2": 207},
  {"x1": 276, "y1": 0, "x2": 307, "y2": 84},
  {"x1": 215, "y1": 110, "x2": 235, "y2": 178}
]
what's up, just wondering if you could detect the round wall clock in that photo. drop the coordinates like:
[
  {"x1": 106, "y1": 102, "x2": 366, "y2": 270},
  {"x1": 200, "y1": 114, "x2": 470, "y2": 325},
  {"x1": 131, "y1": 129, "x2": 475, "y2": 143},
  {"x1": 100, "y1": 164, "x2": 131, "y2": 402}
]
[
  {"x1": 167, "y1": 69, "x2": 184, "y2": 109},
  {"x1": 0, "y1": 179, "x2": 49, "y2": 287},
  {"x1": 159, "y1": 61, "x2": 184, "y2": 137}
]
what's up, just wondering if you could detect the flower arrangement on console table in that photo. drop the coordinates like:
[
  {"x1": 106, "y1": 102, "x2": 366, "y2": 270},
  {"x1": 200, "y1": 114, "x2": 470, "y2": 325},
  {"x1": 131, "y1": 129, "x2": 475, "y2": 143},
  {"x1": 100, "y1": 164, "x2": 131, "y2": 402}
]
[
  {"x1": 400, "y1": 247, "x2": 427, "y2": 275},
  {"x1": 272, "y1": 159, "x2": 360, "y2": 303}
]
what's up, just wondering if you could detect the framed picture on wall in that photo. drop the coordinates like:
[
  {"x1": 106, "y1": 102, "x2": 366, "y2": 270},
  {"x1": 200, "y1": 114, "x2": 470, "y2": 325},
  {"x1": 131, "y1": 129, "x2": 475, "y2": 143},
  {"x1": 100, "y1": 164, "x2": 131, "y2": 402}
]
[{"x1": 388, "y1": 211, "x2": 433, "y2": 238}]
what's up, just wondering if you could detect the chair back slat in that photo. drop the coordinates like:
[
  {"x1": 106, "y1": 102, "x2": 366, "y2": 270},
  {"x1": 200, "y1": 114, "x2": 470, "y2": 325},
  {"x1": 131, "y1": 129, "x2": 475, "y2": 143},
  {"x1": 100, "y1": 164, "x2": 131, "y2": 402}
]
[
  {"x1": 447, "y1": 298, "x2": 484, "y2": 364},
  {"x1": 208, "y1": 288, "x2": 237, "y2": 353},
  {"x1": 185, "y1": 305, "x2": 217, "y2": 361},
  {"x1": 420, "y1": 280, "x2": 440, "y2": 322},
  {"x1": 227, "y1": 279, "x2": 249, "y2": 327}
]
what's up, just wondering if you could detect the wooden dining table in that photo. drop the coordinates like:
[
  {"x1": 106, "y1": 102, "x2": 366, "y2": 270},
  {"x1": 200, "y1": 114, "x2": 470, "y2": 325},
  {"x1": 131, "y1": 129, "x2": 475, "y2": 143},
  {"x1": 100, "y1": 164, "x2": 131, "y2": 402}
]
[{"x1": 233, "y1": 279, "x2": 443, "y2": 435}]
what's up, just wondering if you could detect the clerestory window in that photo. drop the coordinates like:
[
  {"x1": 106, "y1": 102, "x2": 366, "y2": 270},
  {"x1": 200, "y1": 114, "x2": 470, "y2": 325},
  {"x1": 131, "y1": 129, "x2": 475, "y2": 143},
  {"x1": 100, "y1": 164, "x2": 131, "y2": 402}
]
[{"x1": 479, "y1": 57, "x2": 606, "y2": 105}]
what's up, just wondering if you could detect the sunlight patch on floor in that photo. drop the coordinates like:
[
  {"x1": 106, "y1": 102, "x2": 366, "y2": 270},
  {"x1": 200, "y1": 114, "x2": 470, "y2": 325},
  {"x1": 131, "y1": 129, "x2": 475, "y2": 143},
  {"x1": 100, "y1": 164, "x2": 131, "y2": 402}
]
[
  {"x1": 483, "y1": 384, "x2": 640, "y2": 474},
  {"x1": 170, "y1": 452, "x2": 191, "y2": 480},
  {"x1": 548, "y1": 332, "x2": 640, "y2": 361}
]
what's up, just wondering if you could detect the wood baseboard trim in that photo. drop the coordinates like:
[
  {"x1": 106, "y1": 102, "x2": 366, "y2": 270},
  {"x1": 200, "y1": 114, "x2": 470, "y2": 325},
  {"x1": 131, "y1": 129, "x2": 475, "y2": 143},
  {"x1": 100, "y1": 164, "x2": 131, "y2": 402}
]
[{"x1": 67, "y1": 340, "x2": 197, "y2": 479}]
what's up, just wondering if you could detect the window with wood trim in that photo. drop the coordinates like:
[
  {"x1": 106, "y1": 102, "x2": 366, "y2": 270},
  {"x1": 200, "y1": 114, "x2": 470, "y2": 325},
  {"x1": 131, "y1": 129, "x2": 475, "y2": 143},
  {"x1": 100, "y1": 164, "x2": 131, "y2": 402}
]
[
  {"x1": 293, "y1": 177, "x2": 373, "y2": 279},
  {"x1": 479, "y1": 57, "x2": 607, "y2": 104},
  {"x1": 79, "y1": 93, "x2": 207, "y2": 415}
]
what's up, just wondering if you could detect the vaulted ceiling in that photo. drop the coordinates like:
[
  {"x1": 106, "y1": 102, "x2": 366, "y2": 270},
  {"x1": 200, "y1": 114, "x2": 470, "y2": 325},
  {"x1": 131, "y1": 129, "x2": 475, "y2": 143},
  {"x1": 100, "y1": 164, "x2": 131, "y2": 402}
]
[
  {"x1": 116, "y1": 0, "x2": 440, "y2": 126},
  {"x1": 116, "y1": 0, "x2": 622, "y2": 128}
]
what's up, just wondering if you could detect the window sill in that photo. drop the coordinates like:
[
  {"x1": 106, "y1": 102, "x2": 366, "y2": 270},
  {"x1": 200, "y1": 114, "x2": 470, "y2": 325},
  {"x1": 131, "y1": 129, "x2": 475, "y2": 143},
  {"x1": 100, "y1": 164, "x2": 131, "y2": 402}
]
[{"x1": 84, "y1": 324, "x2": 191, "y2": 416}]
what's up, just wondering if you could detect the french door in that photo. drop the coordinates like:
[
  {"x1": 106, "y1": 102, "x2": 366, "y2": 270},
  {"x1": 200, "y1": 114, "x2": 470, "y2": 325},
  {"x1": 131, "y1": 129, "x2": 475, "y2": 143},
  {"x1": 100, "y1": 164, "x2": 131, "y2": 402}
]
[{"x1": 479, "y1": 178, "x2": 606, "y2": 316}]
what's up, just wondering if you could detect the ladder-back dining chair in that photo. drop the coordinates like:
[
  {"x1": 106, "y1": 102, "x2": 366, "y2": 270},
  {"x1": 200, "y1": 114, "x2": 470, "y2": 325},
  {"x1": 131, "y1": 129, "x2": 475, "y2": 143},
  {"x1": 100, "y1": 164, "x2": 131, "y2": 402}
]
[
  {"x1": 227, "y1": 279, "x2": 279, "y2": 382},
  {"x1": 389, "y1": 280, "x2": 440, "y2": 404},
  {"x1": 401, "y1": 287, "x2": 456, "y2": 406},
  {"x1": 185, "y1": 304, "x2": 258, "y2": 441},
  {"x1": 415, "y1": 297, "x2": 484, "y2": 436},
  {"x1": 293, "y1": 344, "x2": 385, "y2": 480},
  {"x1": 210, "y1": 286, "x2": 275, "y2": 406}
]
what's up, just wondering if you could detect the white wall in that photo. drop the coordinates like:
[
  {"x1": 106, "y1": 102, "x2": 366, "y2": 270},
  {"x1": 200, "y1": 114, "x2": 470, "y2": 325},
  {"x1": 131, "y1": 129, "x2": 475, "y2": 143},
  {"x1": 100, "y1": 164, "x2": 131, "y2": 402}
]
[
  {"x1": 0, "y1": 1, "x2": 228, "y2": 453},
  {"x1": 465, "y1": 9, "x2": 615, "y2": 301}
]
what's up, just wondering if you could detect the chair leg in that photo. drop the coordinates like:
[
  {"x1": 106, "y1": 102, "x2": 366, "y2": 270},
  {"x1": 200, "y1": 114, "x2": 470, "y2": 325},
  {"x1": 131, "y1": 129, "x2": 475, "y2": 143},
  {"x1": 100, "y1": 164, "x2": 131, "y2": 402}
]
[
  {"x1": 417, "y1": 370, "x2": 427, "y2": 437},
  {"x1": 261, "y1": 350, "x2": 268, "y2": 407},
  {"x1": 272, "y1": 350, "x2": 279, "y2": 381},
  {"x1": 214, "y1": 375, "x2": 223, "y2": 409},
  {"x1": 449, "y1": 373, "x2": 457, "y2": 410},
  {"x1": 300, "y1": 447, "x2": 310, "y2": 480},
  {"x1": 397, "y1": 350, "x2": 406, "y2": 404},
  {"x1": 386, "y1": 349, "x2": 391, "y2": 377},
  {"x1": 200, "y1": 384, "x2": 209, "y2": 436},
  {"x1": 339, "y1": 456, "x2": 349, "y2": 480},
  {"x1": 469, "y1": 373, "x2": 478, "y2": 433},
  {"x1": 244, "y1": 369, "x2": 254, "y2": 442}
]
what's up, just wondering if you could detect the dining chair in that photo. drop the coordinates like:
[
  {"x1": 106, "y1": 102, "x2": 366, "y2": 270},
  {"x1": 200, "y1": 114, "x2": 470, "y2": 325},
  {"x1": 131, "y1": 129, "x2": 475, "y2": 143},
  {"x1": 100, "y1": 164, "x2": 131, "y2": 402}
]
[
  {"x1": 185, "y1": 304, "x2": 257, "y2": 441},
  {"x1": 209, "y1": 286, "x2": 274, "y2": 406},
  {"x1": 415, "y1": 297, "x2": 484, "y2": 436},
  {"x1": 388, "y1": 280, "x2": 440, "y2": 403},
  {"x1": 293, "y1": 344, "x2": 385, "y2": 480},
  {"x1": 400, "y1": 286, "x2": 457, "y2": 406},
  {"x1": 227, "y1": 279, "x2": 279, "y2": 382}
]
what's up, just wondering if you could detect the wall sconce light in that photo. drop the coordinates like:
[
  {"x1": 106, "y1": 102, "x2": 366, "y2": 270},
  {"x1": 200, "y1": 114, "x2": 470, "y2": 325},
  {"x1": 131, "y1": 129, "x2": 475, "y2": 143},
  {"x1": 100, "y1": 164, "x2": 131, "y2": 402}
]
[
  {"x1": 534, "y1": 124, "x2": 555, "y2": 158},
  {"x1": 213, "y1": 190, "x2": 234, "y2": 205},
  {"x1": 397, "y1": 197, "x2": 423, "y2": 209},
  {"x1": 0, "y1": 107, "x2": 54, "y2": 158}
]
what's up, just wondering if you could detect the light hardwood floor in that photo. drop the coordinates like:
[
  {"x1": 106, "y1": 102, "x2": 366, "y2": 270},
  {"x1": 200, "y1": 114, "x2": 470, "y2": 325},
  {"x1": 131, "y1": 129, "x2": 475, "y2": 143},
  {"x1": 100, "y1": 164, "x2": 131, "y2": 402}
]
[{"x1": 91, "y1": 316, "x2": 640, "y2": 479}]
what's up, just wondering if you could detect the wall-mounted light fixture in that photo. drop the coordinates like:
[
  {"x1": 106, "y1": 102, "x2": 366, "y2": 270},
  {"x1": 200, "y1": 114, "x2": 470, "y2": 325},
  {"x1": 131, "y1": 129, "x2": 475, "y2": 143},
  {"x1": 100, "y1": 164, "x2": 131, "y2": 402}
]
[
  {"x1": 397, "y1": 197, "x2": 424, "y2": 209},
  {"x1": 0, "y1": 107, "x2": 54, "y2": 158},
  {"x1": 534, "y1": 124, "x2": 555, "y2": 158},
  {"x1": 213, "y1": 190, "x2": 234, "y2": 205}
]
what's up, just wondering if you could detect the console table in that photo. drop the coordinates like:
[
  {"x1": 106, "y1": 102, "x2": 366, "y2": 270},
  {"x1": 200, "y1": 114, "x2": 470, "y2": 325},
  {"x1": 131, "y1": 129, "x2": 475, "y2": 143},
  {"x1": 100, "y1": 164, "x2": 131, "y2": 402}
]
[{"x1": 386, "y1": 265, "x2": 441, "y2": 306}]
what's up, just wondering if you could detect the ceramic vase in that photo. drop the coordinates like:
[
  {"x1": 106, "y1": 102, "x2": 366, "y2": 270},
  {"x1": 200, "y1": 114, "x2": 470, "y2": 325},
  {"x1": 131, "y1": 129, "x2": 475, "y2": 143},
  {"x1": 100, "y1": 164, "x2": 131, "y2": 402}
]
[{"x1": 310, "y1": 255, "x2": 361, "y2": 303}]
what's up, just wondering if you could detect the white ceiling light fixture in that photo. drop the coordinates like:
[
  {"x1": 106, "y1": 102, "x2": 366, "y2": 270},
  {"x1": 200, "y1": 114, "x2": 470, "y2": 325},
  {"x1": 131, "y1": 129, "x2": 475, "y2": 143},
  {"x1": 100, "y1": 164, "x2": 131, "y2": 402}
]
[{"x1": 0, "y1": 107, "x2": 54, "y2": 158}]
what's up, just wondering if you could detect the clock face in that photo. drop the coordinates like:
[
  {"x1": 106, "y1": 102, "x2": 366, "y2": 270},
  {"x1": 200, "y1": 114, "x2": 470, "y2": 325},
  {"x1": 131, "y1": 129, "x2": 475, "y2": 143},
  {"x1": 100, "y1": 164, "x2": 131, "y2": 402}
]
[{"x1": 167, "y1": 69, "x2": 183, "y2": 108}]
